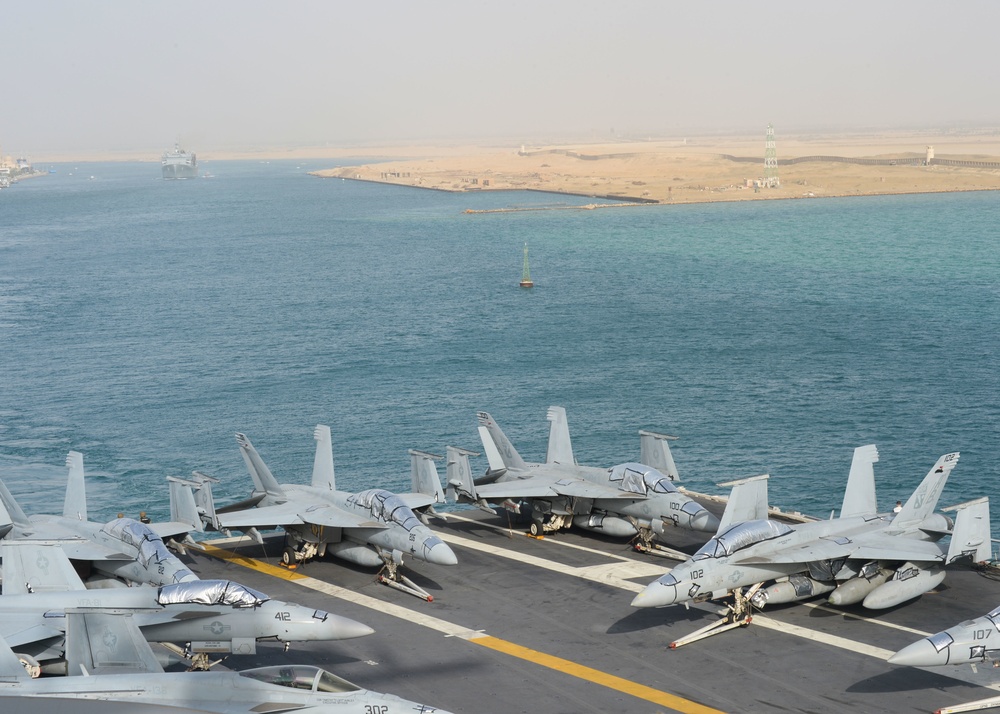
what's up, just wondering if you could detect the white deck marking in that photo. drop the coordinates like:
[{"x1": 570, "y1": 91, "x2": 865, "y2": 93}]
[
  {"x1": 442, "y1": 515, "x2": 937, "y2": 638},
  {"x1": 203, "y1": 527, "x2": 935, "y2": 662},
  {"x1": 436, "y1": 530, "x2": 661, "y2": 592},
  {"x1": 446, "y1": 512, "x2": 640, "y2": 562}
]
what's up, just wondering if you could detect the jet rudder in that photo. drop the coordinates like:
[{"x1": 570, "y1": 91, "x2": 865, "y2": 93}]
[
  {"x1": 236, "y1": 431, "x2": 286, "y2": 499},
  {"x1": 944, "y1": 497, "x2": 991, "y2": 564},
  {"x1": 409, "y1": 449, "x2": 445, "y2": 503},
  {"x1": 477, "y1": 411, "x2": 528, "y2": 470},
  {"x1": 715, "y1": 474, "x2": 770, "y2": 533},
  {"x1": 0, "y1": 477, "x2": 30, "y2": 529},
  {"x1": 311, "y1": 424, "x2": 336, "y2": 491},
  {"x1": 639, "y1": 430, "x2": 680, "y2": 481},
  {"x1": 190, "y1": 471, "x2": 223, "y2": 531},
  {"x1": 63, "y1": 450, "x2": 87, "y2": 521},
  {"x1": 446, "y1": 446, "x2": 493, "y2": 513},
  {"x1": 839, "y1": 444, "x2": 879, "y2": 519},
  {"x1": 892, "y1": 452, "x2": 959, "y2": 530},
  {"x1": 167, "y1": 476, "x2": 203, "y2": 531},
  {"x1": 545, "y1": 406, "x2": 575, "y2": 465}
]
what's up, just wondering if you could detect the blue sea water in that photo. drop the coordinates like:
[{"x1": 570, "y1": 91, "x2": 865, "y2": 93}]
[{"x1": 1, "y1": 161, "x2": 997, "y2": 538}]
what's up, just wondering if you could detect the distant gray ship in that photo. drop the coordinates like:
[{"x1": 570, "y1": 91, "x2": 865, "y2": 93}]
[{"x1": 161, "y1": 144, "x2": 197, "y2": 179}]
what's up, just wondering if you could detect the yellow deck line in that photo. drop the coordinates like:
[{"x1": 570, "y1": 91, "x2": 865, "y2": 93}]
[
  {"x1": 472, "y1": 635, "x2": 726, "y2": 714},
  {"x1": 196, "y1": 542, "x2": 725, "y2": 713}
]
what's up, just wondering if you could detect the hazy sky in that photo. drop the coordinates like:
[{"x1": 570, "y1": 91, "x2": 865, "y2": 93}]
[{"x1": 4, "y1": 1, "x2": 999, "y2": 154}]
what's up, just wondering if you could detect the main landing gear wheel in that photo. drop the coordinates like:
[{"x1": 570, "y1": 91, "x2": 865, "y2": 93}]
[
  {"x1": 529, "y1": 521, "x2": 542, "y2": 537},
  {"x1": 282, "y1": 547, "x2": 297, "y2": 565}
]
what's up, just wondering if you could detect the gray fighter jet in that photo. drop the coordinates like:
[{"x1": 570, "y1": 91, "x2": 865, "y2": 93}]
[
  {"x1": 631, "y1": 447, "x2": 991, "y2": 644},
  {"x1": 193, "y1": 425, "x2": 456, "y2": 600},
  {"x1": 0, "y1": 451, "x2": 200, "y2": 587},
  {"x1": 0, "y1": 542, "x2": 374, "y2": 672},
  {"x1": 0, "y1": 607, "x2": 449, "y2": 714},
  {"x1": 889, "y1": 588, "x2": 1000, "y2": 713},
  {"x1": 448, "y1": 408, "x2": 718, "y2": 546}
]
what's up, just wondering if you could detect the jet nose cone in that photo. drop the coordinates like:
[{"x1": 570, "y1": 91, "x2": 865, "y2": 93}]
[
  {"x1": 631, "y1": 580, "x2": 678, "y2": 608},
  {"x1": 326, "y1": 614, "x2": 376, "y2": 640},
  {"x1": 425, "y1": 539, "x2": 458, "y2": 566},
  {"x1": 888, "y1": 638, "x2": 949, "y2": 667},
  {"x1": 691, "y1": 508, "x2": 720, "y2": 533}
]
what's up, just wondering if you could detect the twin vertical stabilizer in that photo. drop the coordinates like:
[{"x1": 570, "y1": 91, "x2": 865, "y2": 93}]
[
  {"x1": 891, "y1": 452, "x2": 960, "y2": 531},
  {"x1": 839, "y1": 444, "x2": 879, "y2": 519},
  {"x1": 63, "y1": 450, "x2": 87, "y2": 521},
  {"x1": 716, "y1": 474, "x2": 770, "y2": 533},
  {"x1": 311, "y1": 424, "x2": 336, "y2": 491},
  {"x1": 545, "y1": 406, "x2": 575, "y2": 465},
  {"x1": 639, "y1": 431, "x2": 680, "y2": 482},
  {"x1": 236, "y1": 432, "x2": 287, "y2": 500}
]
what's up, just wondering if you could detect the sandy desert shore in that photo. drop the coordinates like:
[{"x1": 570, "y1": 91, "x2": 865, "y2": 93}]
[{"x1": 310, "y1": 131, "x2": 1000, "y2": 205}]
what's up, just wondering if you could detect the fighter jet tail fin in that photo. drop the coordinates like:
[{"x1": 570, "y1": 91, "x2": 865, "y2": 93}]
[
  {"x1": 189, "y1": 471, "x2": 223, "y2": 531},
  {"x1": 944, "y1": 497, "x2": 992, "y2": 564},
  {"x1": 235, "y1": 432, "x2": 287, "y2": 500},
  {"x1": 477, "y1": 411, "x2": 528, "y2": 470},
  {"x1": 410, "y1": 450, "x2": 445, "y2": 503},
  {"x1": 0, "y1": 477, "x2": 30, "y2": 530},
  {"x1": 167, "y1": 476, "x2": 202, "y2": 531},
  {"x1": 639, "y1": 431, "x2": 680, "y2": 482},
  {"x1": 62, "y1": 450, "x2": 88, "y2": 521},
  {"x1": 716, "y1": 474, "x2": 770, "y2": 533},
  {"x1": 892, "y1": 452, "x2": 960, "y2": 530},
  {"x1": 545, "y1": 406, "x2": 575, "y2": 465},
  {"x1": 839, "y1": 444, "x2": 879, "y2": 519},
  {"x1": 66, "y1": 611, "x2": 164, "y2": 676},
  {"x1": 311, "y1": 424, "x2": 336, "y2": 491},
  {"x1": 447, "y1": 446, "x2": 489, "y2": 511}
]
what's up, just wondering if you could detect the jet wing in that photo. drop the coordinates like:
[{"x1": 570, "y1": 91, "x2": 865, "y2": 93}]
[
  {"x1": 736, "y1": 534, "x2": 949, "y2": 565},
  {"x1": 472, "y1": 475, "x2": 640, "y2": 502},
  {"x1": 218, "y1": 502, "x2": 385, "y2": 530},
  {"x1": 9, "y1": 537, "x2": 127, "y2": 562},
  {"x1": 148, "y1": 521, "x2": 196, "y2": 539},
  {"x1": 472, "y1": 480, "x2": 561, "y2": 500},
  {"x1": 216, "y1": 503, "x2": 307, "y2": 529},
  {"x1": 848, "y1": 535, "x2": 948, "y2": 563},
  {"x1": 396, "y1": 492, "x2": 436, "y2": 511},
  {"x1": 551, "y1": 479, "x2": 643, "y2": 500},
  {"x1": 1, "y1": 542, "x2": 88, "y2": 594},
  {"x1": 66, "y1": 612, "x2": 164, "y2": 675},
  {"x1": 0, "y1": 617, "x2": 64, "y2": 648},
  {"x1": 736, "y1": 537, "x2": 855, "y2": 565}
]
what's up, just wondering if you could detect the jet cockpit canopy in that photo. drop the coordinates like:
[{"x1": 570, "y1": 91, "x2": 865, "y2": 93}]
[
  {"x1": 608, "y1": 463, "x2": 679, "y2": 496},
  {"x1": 240, "y1": 665, "x2": 362, "y2": 693},
  {"x1": 354, "y1": 489, "x2": 421, "y2": 531},
  {"x1": 693, "y1": 519, "x2": 793, "y2": 560},
  {"x1": 101, "y1": 517, "x2": 195, "y2": 580},
  {"x1": 157, "y1": 579, "x2": 269, "y2": 608}
]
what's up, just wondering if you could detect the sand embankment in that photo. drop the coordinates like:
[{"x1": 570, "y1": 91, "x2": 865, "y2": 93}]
[{"x1": 312, "y1": 132, "x2": 1000, "y2": 205}]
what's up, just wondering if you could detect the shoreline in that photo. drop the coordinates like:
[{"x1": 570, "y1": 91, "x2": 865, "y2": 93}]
[
  {"x1": 325, "y1": 174, "x2": 1000, "y2": 211},
  {"x1": 309, "y1": 132, "x2": 1000, "y2": 207}
]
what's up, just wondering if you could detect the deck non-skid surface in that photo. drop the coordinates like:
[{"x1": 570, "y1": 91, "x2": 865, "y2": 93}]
[{"x1": 186, "y1": 511, "x2": 1000, "y2": 714}]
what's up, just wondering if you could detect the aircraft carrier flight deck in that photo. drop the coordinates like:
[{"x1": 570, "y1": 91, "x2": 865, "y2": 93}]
[{"x1": 179, "y1": 507, "x2": 1000, "y2": 714}]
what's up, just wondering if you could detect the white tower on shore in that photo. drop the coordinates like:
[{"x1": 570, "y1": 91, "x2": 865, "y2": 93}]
[{"x1": 764, "y1": 124, "x2": 780, "y2": 188}]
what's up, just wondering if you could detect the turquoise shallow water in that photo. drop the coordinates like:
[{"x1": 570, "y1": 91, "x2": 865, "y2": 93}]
[{"x1": 1, "y1": 162, "x2": 997, "y2": 536}]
